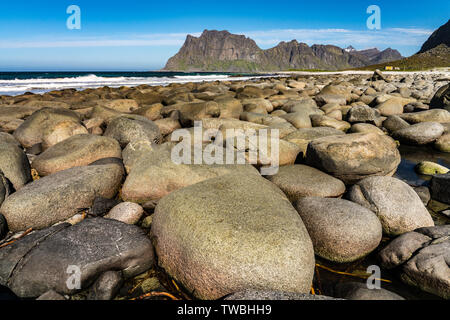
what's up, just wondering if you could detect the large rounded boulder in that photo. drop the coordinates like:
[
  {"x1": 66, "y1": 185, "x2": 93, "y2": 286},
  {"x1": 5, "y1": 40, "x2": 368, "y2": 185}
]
[
  {"x1": 0, "y1": 162, "x2": 124, "y2": 232},
  {"x1": 151, "y1": 173, "x2": 315, "y2": 300},
  {"x1": 31, "y1": 134, "x2": 122, "y2": 176},
  {"x1": 347, "y1": 176, "x2": 434, "y2": 236},
  {"x1": 295, "y1": 197, "x2": 382, "y2": 263},
  {"x1": 305, "y1": 132, "x2": 401, "y2": 184}
]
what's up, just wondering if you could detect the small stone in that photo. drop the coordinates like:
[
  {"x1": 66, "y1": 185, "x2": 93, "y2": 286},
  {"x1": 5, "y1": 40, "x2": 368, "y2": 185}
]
[
  {"x1": 415, "y1": 161, "x2": 449, "y2": 176},
  {"x1": 105, "y1": 202, "x2": 144, "y2": 225},
  {"x1": 87, "y1": 271, "x2": 123, "y2": 300}
]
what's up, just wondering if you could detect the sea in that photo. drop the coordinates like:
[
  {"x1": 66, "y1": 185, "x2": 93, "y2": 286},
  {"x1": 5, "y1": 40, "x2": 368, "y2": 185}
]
[{"x1": 0, "y1": 71, "x2": 267, "y2": 96}]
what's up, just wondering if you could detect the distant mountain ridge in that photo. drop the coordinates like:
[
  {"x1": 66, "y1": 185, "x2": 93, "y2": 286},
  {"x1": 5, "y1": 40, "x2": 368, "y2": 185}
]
[
  {"x1": 356, "y1": 19, "x2": 450, "y2": 71},
  {"x1": 163, "y1": 30, "x2": 403, "y2": 72},
  {"x1": 163, "y1": 30, "x2": 402, "y2": 72}
]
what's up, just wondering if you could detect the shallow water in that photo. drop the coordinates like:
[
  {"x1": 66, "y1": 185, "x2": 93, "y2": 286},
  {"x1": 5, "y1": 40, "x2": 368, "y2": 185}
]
[{"x1": 395, "y1": 145, "x2": 450, "y2": 187}]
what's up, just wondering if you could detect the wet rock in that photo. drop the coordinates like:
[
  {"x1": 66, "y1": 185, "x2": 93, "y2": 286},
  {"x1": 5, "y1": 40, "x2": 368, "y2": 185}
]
[
  {"x1": 87, "y1": 271, "x2": 123, "y2": 300},
  {"x1": 430, "y1": 173, "x2": 450, "y2": 204},
  {"x1": 0, "y1": 162, "x2": 124, "y2": 232},
  {"x1": 295, "y1": 197, "x2": 382, "y2": 263},
  {"x1": 379, "y1": 225, "x2": 450, "y2": 299},
  {"x1": 266, "y1": 165, "x2": 345, "y2": 202},
  {"x1": 31, "y1": 134, "x2": 122, "y2": 176},
  {"x1": 305, "y1": 133, "x2": 401, "y2": 184},
  {"x1": 104, "y1": 115, "x2": 162, "y2": 148},
  {"x1": 347, "y1": 176, "x2": 434, "y2": 236},
  {"x1": 151, "y1": 173, "x2": 315, "y2": 300},
  {"x1": 0, "y1": 218, "x2": 154, "y2": 298},
  {"x1": 415, "y1": 161, "x2": 449, "y2": 176}
]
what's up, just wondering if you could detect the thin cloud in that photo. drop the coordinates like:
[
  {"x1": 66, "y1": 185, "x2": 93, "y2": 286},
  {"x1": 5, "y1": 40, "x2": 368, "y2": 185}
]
[{"x1": 0, "y1": 28, "x2": 432, "y2": 51}]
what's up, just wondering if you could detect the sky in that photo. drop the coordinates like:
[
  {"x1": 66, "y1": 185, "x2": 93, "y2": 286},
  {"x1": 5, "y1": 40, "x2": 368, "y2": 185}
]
[{"x1": 0, "y1": 0, "x2": 448, "y2": 71}]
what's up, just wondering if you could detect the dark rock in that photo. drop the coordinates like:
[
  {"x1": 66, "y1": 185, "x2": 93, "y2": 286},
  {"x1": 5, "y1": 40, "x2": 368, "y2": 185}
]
[
  {"x1": 0, "y1": 218, "x2": 154, "y2": 298},
  {"x1": 430, "y1": 84, "x2": 449, "y2": 112},
  {"x1": 87, "y1": 271, "x2": 123, "y2": 300},
  {"x1": 0, "y1": 214, "x2": 7, "y2": 240},
  {"x1": 430, "y1": 173, "x2": 450, "y2": 204}
]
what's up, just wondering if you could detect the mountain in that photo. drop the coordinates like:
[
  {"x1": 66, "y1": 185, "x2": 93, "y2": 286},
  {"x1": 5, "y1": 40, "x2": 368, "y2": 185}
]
[
  {"x1": 356, "y1": 20, "x2": 450, "y2": 71},
  {"x1": 418, "y1": 19, "x2": 450, "y2": 54},
  {"x1": 163, "y1": 30, "x2": 403, "y2": 72}
]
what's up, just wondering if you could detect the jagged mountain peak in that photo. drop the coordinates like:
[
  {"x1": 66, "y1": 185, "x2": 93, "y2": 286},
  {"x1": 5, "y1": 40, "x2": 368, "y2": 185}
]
[{"x1": 419, "y1": 19, "x2": 450, "y2": 54}]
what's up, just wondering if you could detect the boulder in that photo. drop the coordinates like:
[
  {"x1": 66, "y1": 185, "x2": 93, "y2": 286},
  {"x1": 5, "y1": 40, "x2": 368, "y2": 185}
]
[
  {"x1": 347, "y1": 176, "x2": 434, "y2": 236},
  {"x1": 430, "y1": 84, "x2": 449, "y2": 112},
  {"x1": 41, "y1": 120, "x2": 89, "y2": 150},
  {"x1": 305, "y1": 133, "x2": 401, "y2": 184},
  {"x1": 350, "y1": 123, "x2": 385, "y2": 135},
  {"x1": 310, "y1": 115, "x2": 351, "y2": 132},
  {"x1": 31, "y1": 134, "x2": 122, "y2": 176},
  {"x1": 0, "y1": 162, "x2": 124, "y2": 232},
  {"x1": 0, "y1": 142, "x2": 31, "y2": 190},
  {"x1": 0, "y1": 218, "x2": 154, "y2": 298},
  {"x1": 161, "y1": 101, "x2": 220, "y2": 127},
  {"x1": 266, "y1": 165, "x2": 345, "y2": 202},
  {"x1": 399, "y1": 109, "x2": 450, "y2": 124},
  {"x1": 13, "y1": 108, "x2": 82, "y2": 149},
  {"x1": 132, "y1": 103, "x2": 163, "y2": 121},
  {"x1": 347, "y1": 105, "x2": 381, "y2": 123},
  {"x1": 435, "y1": 133, "x2": 450, "y2": 152},
  {"x1": 392, "y1": 122, "x2": 444, "y2": 145},
  {"x1": 382, "y1": 115, "x2": 410, "y2": 133},
  {"x1": 379, "y1": 225, "x2": 450, "y2": 299},
  {"x1": 295, "y1": 197, "x2": 382, "y2": 263},
  {"x1": 122, "y1": 143, "x2": 259, "y2": 203},
  {"x1": 104, "y1": 115, "x2": 162, "y2": 148},
  {"x1": 151, "y1": 173, "x2": 315, "y2": 300}
]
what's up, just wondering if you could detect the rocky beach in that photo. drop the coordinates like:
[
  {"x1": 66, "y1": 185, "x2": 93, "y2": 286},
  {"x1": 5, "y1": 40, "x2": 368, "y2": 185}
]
[{"x1": 0, "y1": 69, "x2": 449, "y2": 300}]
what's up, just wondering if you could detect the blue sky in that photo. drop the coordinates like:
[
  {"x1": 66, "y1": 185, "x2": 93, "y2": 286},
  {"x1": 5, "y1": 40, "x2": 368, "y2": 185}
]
[{"x1": 0, "y1": 0, "x2": 448, "y2": 71}]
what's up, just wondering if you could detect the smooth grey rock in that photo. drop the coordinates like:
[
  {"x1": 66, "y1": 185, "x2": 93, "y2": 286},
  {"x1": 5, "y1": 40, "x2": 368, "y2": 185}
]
[
  {"x1": 430, "y1": 173, "x2": 450, "y2": 204},
  {"x1": 378, "y1": 225, "x2": 450, "y2": 299},
  {"x1": 295, "y1": 197, "x2": 382, "y2": 263},
  {"x1": 379, "y1": 232, "x2": 432, "y2": 269},
  {"x1": 392, "y1": 122, "x2": 444, "y2": 145},
  {"x1": 399, "y1": 109, "x2": 450, "y2": 124},
  {"x1": 104, "y1": 115, "x2": 162, "y2": 148},
  {"x1": 334, "y1": 282, "x2": 405, "y2": 300},
  {"x1": 414, "y1": 186, "x2": 431, "y2": 206},
  {"x1": 0, "y1": 218, "x2": 154, "y2": 298},
  {"x1": 13, "y1": 107, "x2": 81, "y2": 148},
  {"x1": 31, "y1": 134, "x2": 122, "y2": 176},
  {"x1": 347, "y1": 176, "x2": 434, "y2": 236},
  {"x1": 151, "y1": 173, "x2": 315, "y2": 300},
  {"x1": 266, "y1": 165, "x2": 345, "y2": 202},
  {"x1": 305, "y1": 133, "x2": 401, "y2": 184},
  {"x1": 382, "y1": 115, "x2": 410, "y2": 133},
  {"x1": 0, "y1": 142, "x2": 32, "y2": 191},
  {"x1": 0, "y1": 163, "x2": 124, "y2": 232},
  {"x1": 224, "y1": 290, "x2": 340, "y2": 300},
  {"x1": 87, "y1": 271, "x2": 123, "y2": 300},
  {"x1": 104, "y1": 202, "x2": 144, "y2": 225}
]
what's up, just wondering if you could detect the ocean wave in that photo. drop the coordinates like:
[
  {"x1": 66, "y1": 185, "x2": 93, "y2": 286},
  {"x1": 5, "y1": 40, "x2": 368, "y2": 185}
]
[{"x1": 0, "y1": 73, "x2": 258, "y2": 96}]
